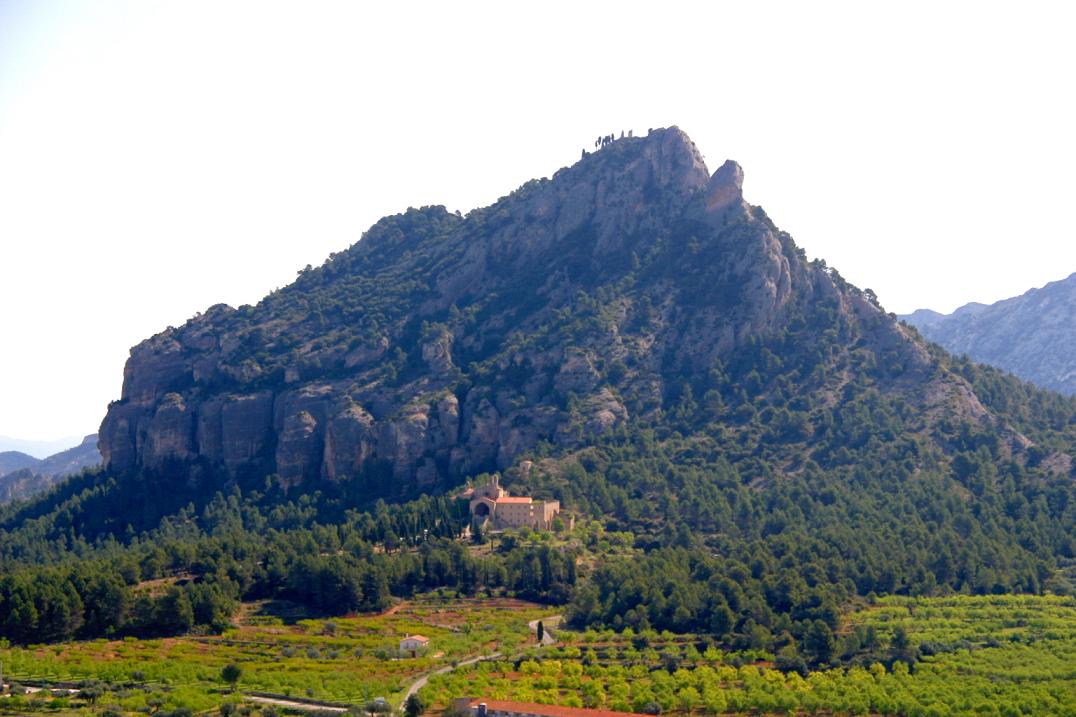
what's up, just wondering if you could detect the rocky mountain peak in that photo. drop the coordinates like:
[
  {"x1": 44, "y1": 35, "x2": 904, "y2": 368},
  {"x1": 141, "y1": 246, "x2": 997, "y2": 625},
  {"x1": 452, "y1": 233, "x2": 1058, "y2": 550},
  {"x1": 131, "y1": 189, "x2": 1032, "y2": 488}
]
[
  {"x1": 704, "y1": 159, "x2": 746, "y2": 216},
  {"x1": 623, "y1": 125, "x2": 711, "y2": 192},
  {"x1": 97, "y1": 127, "x2": 1039, "y2": 496}
]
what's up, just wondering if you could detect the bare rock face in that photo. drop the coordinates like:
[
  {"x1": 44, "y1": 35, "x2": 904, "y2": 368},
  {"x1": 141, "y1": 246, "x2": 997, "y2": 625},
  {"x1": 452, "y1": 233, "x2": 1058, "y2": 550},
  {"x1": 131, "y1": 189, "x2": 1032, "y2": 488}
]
[
  {"x1": 703, "y1": 159, "x2": 747, "y2": 218},
  {"x1": 195, "y1": 396, "x2": 226, "y2": 463},
  {"x1": 276, "y1": 410, "x2": 320, "y2": 488},
  {"x1": 323, "y1": 403, "x2": 376, "y2": 481},
  {"x1": 436, "y1": 395, "x2": 461, "y2": 446},
  {"x1": 220, "y1": 392, "x2": 274, "y2": 472},
  {"x1": 345, "y1": 337, "x2": 389, "y2": 369},
  {"x1": 461, "y1": 397, "x2": 501, "y2": 474},
  {"x1": 98, "y1": 404, "x2": 141, "y2": 472},
  {"x1": 98, "y1": 126, "x2": 1018, "y2": 497},
  {"x1": 497, "y1": 404, "x2": 560, "y2": 468},
  {"x1": 582, "y1": 388, "x2": 628, "y2": 437},
  {"x1": 143, "y1": 393, "x2": 195, "y2": 468},
  {"x1": 422, "y1": 328, "x2": 456, "y2": 374},
  {"x1": 555, "y1": 351, "x2": 601, "y2": 396},
  {"x1": 122, "y1": 337, "x2": 189, "y2": 407},
  {"x1": 381, "y1": 408, "x2": 431, "y2": 481},
  {"x1": 274, "y1": 385, "x2": 333, "y2": 487}
]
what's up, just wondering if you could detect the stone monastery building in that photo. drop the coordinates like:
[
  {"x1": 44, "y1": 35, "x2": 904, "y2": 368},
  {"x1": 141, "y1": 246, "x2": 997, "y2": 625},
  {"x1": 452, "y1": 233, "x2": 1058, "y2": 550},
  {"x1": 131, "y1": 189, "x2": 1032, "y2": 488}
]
[{"x1": 465, "y1": 475, "x2": 561, "y2": 530}]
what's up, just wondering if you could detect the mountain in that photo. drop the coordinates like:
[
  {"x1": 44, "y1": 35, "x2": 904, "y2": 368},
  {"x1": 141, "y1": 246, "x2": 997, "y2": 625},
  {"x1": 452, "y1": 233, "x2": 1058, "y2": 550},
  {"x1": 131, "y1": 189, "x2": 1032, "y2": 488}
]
[
  {"x1": 98, "y1": 127, "x2": 1054, "y2": 503},
  {"x1": 0, "y1": 450, "x2": 40, "y2": 476},
  {"x1": 0, "y1": 434, "x2": 83, "y2": 459},
  {"x1": 902, "y1": 273, "x2": 1076, "y2": 396},
  {"x1": 901, "y1": 308, "x2": 946, "y2": 329},
  {"x1": 35, "y1": 433, "x2": 101, "y2": 477},
  {"x1": 0, "y1": 434, "x2": 101, "y2": 504},
  {"x1": 1, "y1": 126, "x2": 1074, "y2": 653}
]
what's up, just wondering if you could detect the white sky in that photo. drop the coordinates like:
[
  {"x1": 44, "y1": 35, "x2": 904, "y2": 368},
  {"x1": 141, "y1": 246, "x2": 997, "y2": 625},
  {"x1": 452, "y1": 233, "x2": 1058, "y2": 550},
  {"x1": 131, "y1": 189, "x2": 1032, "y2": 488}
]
[{"x1": 1, "y1": 1, "x2": 1074, "y2": 442}]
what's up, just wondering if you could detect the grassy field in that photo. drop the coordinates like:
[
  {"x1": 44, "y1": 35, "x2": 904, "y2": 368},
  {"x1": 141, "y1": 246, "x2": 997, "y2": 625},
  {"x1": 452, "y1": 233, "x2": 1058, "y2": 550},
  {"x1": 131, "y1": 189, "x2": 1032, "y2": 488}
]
[
  {"x1": 419, "y1": 594, "x2": 1076, "y2": 717},
  {"x1": 0, "y1": 594, "x2": 556, "y2": 715}
]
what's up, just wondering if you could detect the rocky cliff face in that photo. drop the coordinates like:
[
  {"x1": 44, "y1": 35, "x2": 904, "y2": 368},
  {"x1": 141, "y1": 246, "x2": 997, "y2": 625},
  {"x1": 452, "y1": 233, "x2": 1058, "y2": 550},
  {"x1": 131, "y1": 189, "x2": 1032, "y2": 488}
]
[
  {"x1": 99, "y1": 127, "x2": 1025, "y2": 496},
  {"x1": 903, "y1": 273, "x2": 1076, "y2": 396}
]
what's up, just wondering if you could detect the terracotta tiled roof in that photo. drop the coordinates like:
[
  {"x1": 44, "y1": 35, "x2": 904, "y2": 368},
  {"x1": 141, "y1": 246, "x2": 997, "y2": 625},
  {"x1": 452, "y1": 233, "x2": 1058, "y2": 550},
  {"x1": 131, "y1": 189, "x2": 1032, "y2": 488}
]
[
  {"x1": 494, "y1": 496, "x2": 533, "y2": 504},
  {"x1": 403, "y1": 634, "x2": 429, "y2": 642},
  {"x1": 468, "y1": 699, "x2": 648, "y2": 717}
]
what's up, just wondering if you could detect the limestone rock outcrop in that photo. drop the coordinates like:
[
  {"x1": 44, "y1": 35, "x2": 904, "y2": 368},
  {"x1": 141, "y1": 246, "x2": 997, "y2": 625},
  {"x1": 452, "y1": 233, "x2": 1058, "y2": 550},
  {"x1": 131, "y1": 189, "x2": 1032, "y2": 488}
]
[{"x1": 99, "y1": 126, "x2": 1031, "y2": 496}]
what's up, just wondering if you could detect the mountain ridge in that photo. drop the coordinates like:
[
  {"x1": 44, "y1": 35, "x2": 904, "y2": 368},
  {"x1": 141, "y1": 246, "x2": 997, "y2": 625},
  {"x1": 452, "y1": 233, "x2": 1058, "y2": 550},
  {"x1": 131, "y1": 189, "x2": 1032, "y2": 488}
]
[
  {"x1": 0, "y1": 434, "x2": 84, "y2": 459},
  {"x1": 902, "y1": 272, "x2": 1076, "y2": 396},
  {"x1": 0, "y1": 434, "x2": 102, "y2": 504},
  {"x1": 0, "y1": 450, "x2": 39, "y2": 476}
]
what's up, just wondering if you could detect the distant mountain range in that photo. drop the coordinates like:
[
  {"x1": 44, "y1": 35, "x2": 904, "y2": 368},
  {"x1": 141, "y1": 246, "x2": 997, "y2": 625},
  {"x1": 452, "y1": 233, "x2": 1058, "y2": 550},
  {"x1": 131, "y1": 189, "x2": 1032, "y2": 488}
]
[
  {"x1": 0, "y1": 434, "x2": 84, "y2": 459},
  {"x1": 0, "y1": 434, "x2": 101, "y2": 504},
  {"x1": 902, "y1": 272, "x2": 1076, "y2": 396}
]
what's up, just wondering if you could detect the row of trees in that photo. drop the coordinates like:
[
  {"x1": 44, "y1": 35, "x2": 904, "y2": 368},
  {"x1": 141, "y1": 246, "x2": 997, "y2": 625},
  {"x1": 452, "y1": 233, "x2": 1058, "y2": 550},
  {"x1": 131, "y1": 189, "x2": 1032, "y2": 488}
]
[{"x1": 424, "y1": 652, "x2": 1069, "y2": 717}]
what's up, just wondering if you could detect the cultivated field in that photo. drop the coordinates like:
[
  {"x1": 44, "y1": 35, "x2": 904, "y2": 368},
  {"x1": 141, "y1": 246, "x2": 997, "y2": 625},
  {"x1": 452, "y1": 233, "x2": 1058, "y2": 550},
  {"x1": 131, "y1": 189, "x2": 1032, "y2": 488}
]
[
  {"x1": 0, "y1": 594, "x2": 556, "y2": 715},
  {"x1": 419, "y1": 594, "x2": 1076, "y2": 717},
  {"x1": 2, "y1": 594, "x2": 1075, "y2": 716}
]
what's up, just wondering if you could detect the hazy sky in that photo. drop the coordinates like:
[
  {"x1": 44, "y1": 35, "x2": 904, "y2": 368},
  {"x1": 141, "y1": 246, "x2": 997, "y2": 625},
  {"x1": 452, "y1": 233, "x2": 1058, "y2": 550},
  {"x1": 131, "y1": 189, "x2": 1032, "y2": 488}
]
[{"x1": 1, "y1": 1, "x2": 1074, "y2": 442}]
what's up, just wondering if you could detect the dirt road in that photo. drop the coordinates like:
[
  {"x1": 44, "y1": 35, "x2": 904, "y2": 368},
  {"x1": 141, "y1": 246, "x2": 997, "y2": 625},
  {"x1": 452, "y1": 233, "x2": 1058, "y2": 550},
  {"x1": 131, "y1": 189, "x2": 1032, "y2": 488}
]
[
  {"x1": 398, "y1": 613, "x2": 562, "y2": 708},
  {"x1": 247, "y1": 694, "x2": 349, "y2": 713},
  {"x1": 398, "y1": 652, "x2": 501, "y2": 710}
]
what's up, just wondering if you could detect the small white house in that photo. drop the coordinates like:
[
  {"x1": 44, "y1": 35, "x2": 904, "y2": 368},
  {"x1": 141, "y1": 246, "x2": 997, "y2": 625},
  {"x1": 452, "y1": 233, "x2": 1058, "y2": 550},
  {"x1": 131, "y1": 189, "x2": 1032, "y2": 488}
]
[{"x1": 399, "y1": 634, "x2": 430, "y2": 655}]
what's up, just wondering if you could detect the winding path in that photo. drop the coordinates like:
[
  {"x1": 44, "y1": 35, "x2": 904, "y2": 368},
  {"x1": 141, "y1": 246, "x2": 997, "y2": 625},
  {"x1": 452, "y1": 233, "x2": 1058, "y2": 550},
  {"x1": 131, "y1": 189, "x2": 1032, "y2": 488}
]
[
  {"x1": 528, "y1": 615, "x2": 562, "y2": 646},
  {"x1": 398, "y1": 652, "x2": 501, "y2": 710},
  {"x1": 398, "y1": 613, "x2": 562, "y2": 709}
]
